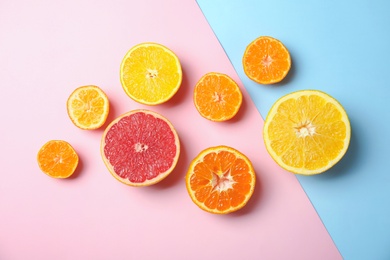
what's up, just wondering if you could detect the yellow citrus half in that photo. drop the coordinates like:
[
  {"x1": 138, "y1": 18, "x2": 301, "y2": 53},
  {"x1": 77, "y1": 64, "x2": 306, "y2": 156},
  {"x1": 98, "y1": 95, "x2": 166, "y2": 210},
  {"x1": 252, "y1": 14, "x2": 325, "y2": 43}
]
[
  {"x1": 120, "y1": 42, "x2": 182, "y2": 105},
  {"x1": 67, "y1": 85, "x2": 110, "y2": 130},
  {"x1": 263, "y1": 90, "x2": 351, "y2": 175}
]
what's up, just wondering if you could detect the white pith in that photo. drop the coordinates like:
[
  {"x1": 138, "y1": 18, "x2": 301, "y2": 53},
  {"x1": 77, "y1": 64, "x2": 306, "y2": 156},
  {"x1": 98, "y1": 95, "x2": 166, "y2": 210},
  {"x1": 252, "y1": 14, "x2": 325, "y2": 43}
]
[
  {"x1": 261, "y1": 55, "x2": 273, "y2": 66},
  {"x1": 212, "y1": 92, "x2": 224, "y2": 103},
  {"x1": 146, "y1": 68, "x2": 158, "y2": 79},
  {"x1": 295, "y1": 120, "x2": 316, "y2": 137},
  {"x1": 134, "y1": 142, "x2": 148, "y2": 152},
  {"x1": 211, "y1": 169, "x2": 236, "y2": 192}
]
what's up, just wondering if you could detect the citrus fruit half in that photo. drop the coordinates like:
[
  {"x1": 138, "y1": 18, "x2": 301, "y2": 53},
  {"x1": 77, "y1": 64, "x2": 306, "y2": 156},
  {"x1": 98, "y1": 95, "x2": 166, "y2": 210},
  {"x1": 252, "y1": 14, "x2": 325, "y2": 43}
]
[
  {"x1": 185, "y1": 146, "x2": 256, "y2": 214},
  {"x1": 37, "y1": 140, "x2": 79, "y2": 178},
  {"x1": 263, "y1": 90, "x2": 351, "y2": 175},
  {"x1": 243, "y1": 36, "x2": 291, "y2": 84},
  {"x1": 120, "y1": 42, "x2": 182, "y2": 105},
  {"x1": 193, "y1": 72, "x2": 243, "y2": 122},
  {"x1": 101, "y1": 109, "x2": 180, "y2": 186},
  {"x1": 67, "y1": 85, "x2": 110, "y2": 130}
]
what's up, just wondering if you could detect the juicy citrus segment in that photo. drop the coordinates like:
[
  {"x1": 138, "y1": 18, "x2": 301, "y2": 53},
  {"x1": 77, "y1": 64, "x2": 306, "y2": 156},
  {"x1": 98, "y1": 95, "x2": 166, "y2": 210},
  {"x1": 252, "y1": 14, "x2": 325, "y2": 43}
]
[
  {"x1": 194, "y1": 72, "x2": 242, "y2": 121},
  {"x1": 264, "y1": 90, "x2": 351, "y2": 175},
  {"x1": 101, "y1": 109, "x2": 180, "y2": 187},
  {"x1": 37, "y1": 140, "x2": 79, "y2": 178},
  {"x1": 67, "y1": 85, "x2": 109, "y2": 130},
  {"x1": 243, "y1": 36, "x2": 291, "y2": 84},
  {"x1": 186, "y1": 146, "x2": 256, "y2": 214},
  {"x1": 120, "y1": 42, "x2": 182, "y2": 105}
]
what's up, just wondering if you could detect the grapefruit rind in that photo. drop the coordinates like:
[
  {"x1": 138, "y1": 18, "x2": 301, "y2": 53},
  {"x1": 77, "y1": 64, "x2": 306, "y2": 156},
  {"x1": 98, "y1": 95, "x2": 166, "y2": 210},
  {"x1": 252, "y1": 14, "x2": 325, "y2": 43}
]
[
  {"x1": 185, "y1": 146, "x2": 256, "y2": 214},
  {"x1": 101, "y1": 109, "x2": 180, "y2": 187},
  {"x1": 263, "y1": 90, "x2": 351, "y2": 175}
]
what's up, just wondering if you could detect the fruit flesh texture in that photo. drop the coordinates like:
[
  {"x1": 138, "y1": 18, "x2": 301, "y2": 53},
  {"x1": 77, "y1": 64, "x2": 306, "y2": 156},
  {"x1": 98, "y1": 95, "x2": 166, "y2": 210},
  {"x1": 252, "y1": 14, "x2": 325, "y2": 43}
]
[
  {"x1": 103, "y1": 112, "x2": 178, "y2": 183},
  {"x1": 189, "y1": 149, "x2": 254, "y2": 212},
  {"x1": 195, "y1": 73, "x2": 242, "y2": 121},
  {"x1": 244, "y1": 37, "x2": 290, "y2": 84},
  {"x1": 69, "y1": 87, "x2": 108, "y2": 128},
  {"x1": 37, "y1": 140, "x2": 78, "y2": 178},
  {"x1": 267, "y1": 94, "x2": 348, "y2": 171},
  {"x1": 121, "y1": 45, "x2": 181, "y2": 104}
]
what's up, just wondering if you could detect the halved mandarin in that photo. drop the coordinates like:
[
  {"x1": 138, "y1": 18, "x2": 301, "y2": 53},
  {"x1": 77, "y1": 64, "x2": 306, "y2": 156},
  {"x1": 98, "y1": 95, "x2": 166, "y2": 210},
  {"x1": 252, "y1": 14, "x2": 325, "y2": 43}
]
[
  {"x1": 243, "y1": 36, "x2": 291, "y2": 84},
  {"x1": 186, "y1": 146, "x2": 256, "y2": 214},
  {"x1": 37, "y1": 140, "x2": 79, "y2": 178},
  {"x1": 194, "y1": 72, "x2": 242, "y2": 121}
]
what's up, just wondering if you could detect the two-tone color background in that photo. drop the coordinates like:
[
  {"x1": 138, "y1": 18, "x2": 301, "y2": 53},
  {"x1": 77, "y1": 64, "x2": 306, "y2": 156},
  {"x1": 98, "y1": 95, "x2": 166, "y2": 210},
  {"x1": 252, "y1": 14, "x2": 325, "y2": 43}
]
[{"x1": 1, "y1": 0, "x2": 389, "y2": 259}]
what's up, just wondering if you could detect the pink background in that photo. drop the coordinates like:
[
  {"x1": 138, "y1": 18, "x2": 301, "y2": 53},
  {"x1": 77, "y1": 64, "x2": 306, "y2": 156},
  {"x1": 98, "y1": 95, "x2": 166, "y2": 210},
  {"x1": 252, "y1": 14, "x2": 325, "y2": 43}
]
[{"x1": 0, "y1": 0, "x2": 341, "y2": 259}]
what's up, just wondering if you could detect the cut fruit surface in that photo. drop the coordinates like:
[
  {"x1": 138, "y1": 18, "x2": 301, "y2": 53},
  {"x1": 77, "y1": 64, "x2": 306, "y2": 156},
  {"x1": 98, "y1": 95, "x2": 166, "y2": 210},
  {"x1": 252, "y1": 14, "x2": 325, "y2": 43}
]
[
  {"x1": 37, "y1": 140, "x2": 79, "y2": 178},
  {"x1": 67, "y1": 85, "x2": 109, "y2": 130},
  {"x1": 101, "y1": 109, "x2": 180, "y2": 186},
  {"x1": 186, "y1": 146, "x2": 256, "y2": 214},
  {"x1": 243, "y1": 36, "x2": 291, "y2": 84},
  {"x1": 120, "y1": 42, "x2": 182, "y2": 105},
  {"x1": 194, "y1": 72, "x2": 242, "y2": 121},
  {"x1": 263, "y1": 90, "x2": 351, "y2": 175}
]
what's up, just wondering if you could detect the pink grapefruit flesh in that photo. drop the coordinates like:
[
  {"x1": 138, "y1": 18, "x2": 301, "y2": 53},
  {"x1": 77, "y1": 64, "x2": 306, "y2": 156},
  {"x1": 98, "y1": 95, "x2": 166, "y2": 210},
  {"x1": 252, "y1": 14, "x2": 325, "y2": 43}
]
[{"x1": 101, "y1": 109, "x2": 180, "y2": 186}]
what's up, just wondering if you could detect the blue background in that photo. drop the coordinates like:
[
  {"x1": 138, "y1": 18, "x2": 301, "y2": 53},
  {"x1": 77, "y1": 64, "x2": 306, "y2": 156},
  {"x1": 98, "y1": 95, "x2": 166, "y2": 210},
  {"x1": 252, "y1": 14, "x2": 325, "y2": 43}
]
[{"x1": 197, "y1": 0, "x2": 390, "y2": 259}]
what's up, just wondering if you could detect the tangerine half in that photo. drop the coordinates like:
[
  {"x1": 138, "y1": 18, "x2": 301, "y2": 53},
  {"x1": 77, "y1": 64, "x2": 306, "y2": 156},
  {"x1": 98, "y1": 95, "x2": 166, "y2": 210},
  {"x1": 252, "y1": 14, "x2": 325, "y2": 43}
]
[
  {"x1": 186, "y1": 146, "x2": 256, "y2": 214},
  {"x1": 37, "y1": 140, "x2": 79, "y2": 178},
  {"x1": 193, "y1": 72, "x2": 242, "y2": 122},
  {"x1": 243, "y1": 36, "x2": 291, "y2": 84}
]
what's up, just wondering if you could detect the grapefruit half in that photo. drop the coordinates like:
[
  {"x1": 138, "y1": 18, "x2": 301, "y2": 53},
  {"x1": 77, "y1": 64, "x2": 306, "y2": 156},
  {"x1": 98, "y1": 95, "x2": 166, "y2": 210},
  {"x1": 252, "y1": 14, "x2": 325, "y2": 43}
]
[{"x1": 101, "y1": 109, "x2": 180, "y2": 186}]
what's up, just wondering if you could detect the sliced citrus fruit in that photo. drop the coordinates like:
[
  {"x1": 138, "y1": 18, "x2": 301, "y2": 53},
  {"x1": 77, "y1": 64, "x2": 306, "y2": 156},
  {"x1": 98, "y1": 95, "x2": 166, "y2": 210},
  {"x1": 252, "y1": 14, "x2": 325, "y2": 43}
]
[
  {"x1": 120, "y1": 42, "x2": 182, "y2": 105},
  {"x1": 101, "y1": 109, "x2": 180, "y2": 186},
  {"x1": 186, "y1": 146, "x2": 256, "y2": 214},
  {"x1": 37, "y1": 140, "x2": 79, "y2": 178},
  {"x1": 193, "y1": 72, "x2": 243, "y2": 122},
  {"x1": 243, "y1": 36, "x2": 291, "y2": 84},
  {"x1": 264, "y1": 90, "x2": 351, "y2": 175},
  {"x1": 67, "y1": 85, "x2": 110, "y2": 130}
]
